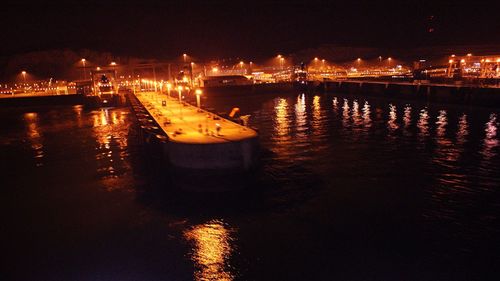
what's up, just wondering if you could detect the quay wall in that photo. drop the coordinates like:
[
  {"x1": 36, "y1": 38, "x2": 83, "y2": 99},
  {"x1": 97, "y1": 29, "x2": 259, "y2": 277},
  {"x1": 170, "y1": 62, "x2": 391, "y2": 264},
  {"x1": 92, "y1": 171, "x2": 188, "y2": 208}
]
[
  {"x1": 322, "y1": 80, "x2": 500, "y2": 107},
  {"x1": 203, "y1": 82, "x2": 294, "y2": 96},
  {"x1": 165, "y1": 136, "x2": 259, "y2": 171}
]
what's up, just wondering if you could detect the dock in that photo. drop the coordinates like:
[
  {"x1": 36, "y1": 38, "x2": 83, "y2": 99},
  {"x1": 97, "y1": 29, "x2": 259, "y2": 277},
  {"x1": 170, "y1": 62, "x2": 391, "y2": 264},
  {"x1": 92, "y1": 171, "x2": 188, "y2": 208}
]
[
  {"x1": 131, "y1": 91, "x2": 259, "y2": 171},
  {"x1": 322, "y1": 79, "x2": 500, "y2": 107}
]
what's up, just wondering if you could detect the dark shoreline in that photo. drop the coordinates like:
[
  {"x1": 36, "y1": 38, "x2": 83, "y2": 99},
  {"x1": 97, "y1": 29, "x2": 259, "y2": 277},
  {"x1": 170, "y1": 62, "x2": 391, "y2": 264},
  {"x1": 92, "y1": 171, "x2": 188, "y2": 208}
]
[{"x1": 0, "y1": 94, "x2": 85, "y2": 107}]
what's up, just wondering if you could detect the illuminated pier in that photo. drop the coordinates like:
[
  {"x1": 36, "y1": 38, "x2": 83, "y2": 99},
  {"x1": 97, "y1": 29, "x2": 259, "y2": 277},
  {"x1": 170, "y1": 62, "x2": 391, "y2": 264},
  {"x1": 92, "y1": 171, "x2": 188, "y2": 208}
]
[{"x1": 132, "y1": 90, "x2": 259, "y2": 171}]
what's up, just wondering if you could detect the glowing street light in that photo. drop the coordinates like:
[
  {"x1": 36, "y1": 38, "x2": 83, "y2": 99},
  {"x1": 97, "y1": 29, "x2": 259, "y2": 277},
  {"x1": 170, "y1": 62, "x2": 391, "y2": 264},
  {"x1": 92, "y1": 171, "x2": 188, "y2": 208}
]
[
  {"x1": 239, "y1": 61, "x2": 244, "y2": 69},
  {"x1": 183, "y1": 53, "x2": 187, "y2": 63},
  {"x1": 195, "y1": 89, "x2": 202, "y2": 109},
  {"x1": 177, "y1": 86, "x2": 183, "y2": 102},
  {"x1": 81, "y1": 58, "x2": 87, "y2": 80},
  {"x1": 166, "y1": 82, "x2": 172, "y2": 98},
  {"x1": 177, "y1": 86, "x2": 183, "y2": 119},
  {"x1": 110, "y1": 62, "x2": 117, "y2": 66},
  {"x1": 21, "y1": 71, "x2": 27, "y2": 92}
]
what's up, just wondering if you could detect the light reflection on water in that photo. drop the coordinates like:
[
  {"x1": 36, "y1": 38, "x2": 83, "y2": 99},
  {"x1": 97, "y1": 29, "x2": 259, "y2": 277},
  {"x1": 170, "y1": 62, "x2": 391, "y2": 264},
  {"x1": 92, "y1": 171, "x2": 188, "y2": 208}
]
[
  {"x1": 272, "y1": 98, "x2": 291, "y2": 143},
  {"x1": 92, "y1": 108, "x2": 131, "y2": 191},
  {"x1": 362, "y1": 101, "x2": 372, "y2": 128},
  {"x1": 481, "y1": 113, "x2": 498, "y2": 161},
  {"x1": 184, "y1": 220, "x2": 234, "y2": 281},
  {"x1": 295, "y1": 94, "x2": 308, "y2": 138},
  {"x1": 418, "y1": 108, "x2": 430, "y2": 138},
  {"x1": 387, "y1": 103, "x2": 399, "y2": 131},
  {"x1": 24, "y1": 112, "x2": 44, "y2": 166},
  {"x1": 342, "y1": 98, "x2": 350, "y2": 128},
  {"x1": 312, "y1": 95, "x2": 322, "y2": 131},
  {"x1": 260, "y1": 94, "x2": 500, "y2": 235}
]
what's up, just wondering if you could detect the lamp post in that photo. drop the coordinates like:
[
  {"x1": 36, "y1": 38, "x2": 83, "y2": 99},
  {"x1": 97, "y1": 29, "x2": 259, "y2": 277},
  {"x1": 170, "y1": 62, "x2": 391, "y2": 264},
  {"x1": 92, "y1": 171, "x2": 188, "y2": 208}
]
[
  {"x1": 178, "y1": 86, "x2": 183, "y2": 119},
  {"x1": 166, "y1": 82, "x2": 171, "y2": 98},
  {"x1": 183, "y1": 53, "x2": 187, "y2": 63},
  {"x1": 81, "y1": 59, "x2": 87, "y2": 80},
  {"x1": 110, "y1": 61, "x2": 117, "y2": 79},
  {"x1": 195, "y1": 89, "x2": 202, "y2": 109},
  {"x1": 21, "y1": 71, "x2": 27, "y2": 93},
  {"x1": 190, "y1": 62, "x2": 195, "y2": 87}
]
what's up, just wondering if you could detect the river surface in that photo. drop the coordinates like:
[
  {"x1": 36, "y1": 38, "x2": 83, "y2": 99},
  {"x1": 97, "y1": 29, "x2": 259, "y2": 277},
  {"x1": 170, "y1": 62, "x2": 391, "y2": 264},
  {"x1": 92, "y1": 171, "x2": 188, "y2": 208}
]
[{"x1": 1, "y1": 91, "x2": 499, "y2": 280}]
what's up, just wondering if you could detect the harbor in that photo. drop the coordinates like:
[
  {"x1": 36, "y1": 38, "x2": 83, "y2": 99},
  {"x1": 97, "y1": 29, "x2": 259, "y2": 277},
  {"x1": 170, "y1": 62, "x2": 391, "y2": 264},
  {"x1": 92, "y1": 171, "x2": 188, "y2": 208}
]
[{"x1": 2, "y1": 2, "x2": 500, "y2": 280}]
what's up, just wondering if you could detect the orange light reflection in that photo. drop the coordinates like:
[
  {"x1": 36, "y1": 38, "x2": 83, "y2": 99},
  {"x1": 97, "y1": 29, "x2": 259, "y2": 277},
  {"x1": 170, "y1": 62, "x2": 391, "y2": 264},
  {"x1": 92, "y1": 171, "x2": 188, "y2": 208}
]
[{"x1": 184, "y1": 220, "x2": 234, "y2": 281}]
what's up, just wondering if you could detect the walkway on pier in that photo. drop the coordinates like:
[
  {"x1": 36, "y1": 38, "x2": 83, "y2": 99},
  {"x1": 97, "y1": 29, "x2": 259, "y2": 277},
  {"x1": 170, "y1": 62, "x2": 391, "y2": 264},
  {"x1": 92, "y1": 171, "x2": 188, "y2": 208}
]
[{"x1": 134, "y1": 91, "x2": 257, "y2": 144}]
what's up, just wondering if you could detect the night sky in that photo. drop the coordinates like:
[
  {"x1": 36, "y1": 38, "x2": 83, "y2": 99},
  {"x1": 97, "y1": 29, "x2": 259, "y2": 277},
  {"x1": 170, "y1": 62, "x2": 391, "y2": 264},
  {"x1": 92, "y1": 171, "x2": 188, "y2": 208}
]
[{"x1": 1, "y1": 0, "x2": 499, "y2": 60}]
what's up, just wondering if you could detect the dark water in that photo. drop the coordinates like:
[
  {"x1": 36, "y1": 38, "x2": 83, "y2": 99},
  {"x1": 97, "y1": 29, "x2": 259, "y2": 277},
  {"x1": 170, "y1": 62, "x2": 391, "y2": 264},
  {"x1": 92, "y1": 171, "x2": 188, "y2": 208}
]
[{"x1": 1, "y1": 92, "x2": 500, "y2": 280}]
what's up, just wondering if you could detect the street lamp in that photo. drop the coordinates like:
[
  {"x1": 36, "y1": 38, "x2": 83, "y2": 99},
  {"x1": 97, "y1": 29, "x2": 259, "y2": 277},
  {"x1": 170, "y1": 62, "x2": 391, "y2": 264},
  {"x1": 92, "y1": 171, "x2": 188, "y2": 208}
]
[
  {"x1": 177, "y1": 86, "x2": 183, "y2": 102},
  {"x1": 166, "y1": 82, "x2": 172, "y2": 98},
  {"x1": 81, "y1": 58, "x2": 86, "y2": 80},
  {"x1": 183, "y1": 53, "x2": 187, "y2": 63},
  {"x1": 195, "y1": 89, "x2": 202, "y2": 109},
  {"x1": 177, "y1": 86, "x2": 183, "y2": 119},
  {"x1": 21, "y1": 71, "x2": 27, "y2": 92}
]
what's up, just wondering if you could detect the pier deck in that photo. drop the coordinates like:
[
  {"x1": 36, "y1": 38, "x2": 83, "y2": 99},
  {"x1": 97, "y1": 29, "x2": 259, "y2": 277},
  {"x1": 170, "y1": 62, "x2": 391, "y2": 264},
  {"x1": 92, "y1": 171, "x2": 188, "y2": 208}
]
[{"x1": 134, "y1": 91, "x2": 257, "y2": 144}]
